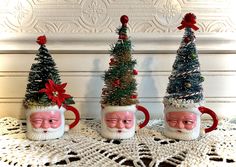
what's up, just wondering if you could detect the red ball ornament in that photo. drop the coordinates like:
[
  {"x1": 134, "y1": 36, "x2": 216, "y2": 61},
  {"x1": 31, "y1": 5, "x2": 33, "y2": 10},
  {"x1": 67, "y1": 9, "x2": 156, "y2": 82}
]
[
  {"x1": 131, "y1": 94, "x2": 137, "y2": 99},
  {"x1": 109, "y1": 58, "x2": 115, "y2": 65},
  {"x1": 112, "y1": 79, "x2": 120, "y2": 87},
  {"x1": 184, "y1": 13, "x2": 196, "y2": 24},
  {"x1": 37, "y1": 35, "x2": 47, "y2": 45},
  {"x1": 133, "y1": 69, "x2": 138, "y2": 75},
  {"x1": 120, "y1": 15, "x2": 129, "y2": 26}
]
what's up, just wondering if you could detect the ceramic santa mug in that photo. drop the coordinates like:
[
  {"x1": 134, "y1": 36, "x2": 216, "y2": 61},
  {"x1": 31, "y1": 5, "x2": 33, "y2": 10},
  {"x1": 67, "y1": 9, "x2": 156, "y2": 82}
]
[
  {"x1": 163, "y1": 106, "x2": 218, "y2": 140},
  {"x1": 101, "y1": 104, "x2": 150, "y2": 139},
  {"x1": 26, "y1": 105, "x2": 80, "y2": 140}
]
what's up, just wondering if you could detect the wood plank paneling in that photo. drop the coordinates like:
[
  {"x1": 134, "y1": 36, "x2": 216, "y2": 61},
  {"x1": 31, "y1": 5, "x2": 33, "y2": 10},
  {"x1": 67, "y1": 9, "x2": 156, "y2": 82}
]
[
  {"x1": 0, "y1": 53, "x2": 236, "y2": 120},
  {"x1": 1, "y1": 54, "x2": 236, "y2": 71},
  {"x1": 0, "y1": 72, "x2": 236, "y2": 98},
  {"x1": 1, "y1": 53, "x2": 236, "y2": 120}
]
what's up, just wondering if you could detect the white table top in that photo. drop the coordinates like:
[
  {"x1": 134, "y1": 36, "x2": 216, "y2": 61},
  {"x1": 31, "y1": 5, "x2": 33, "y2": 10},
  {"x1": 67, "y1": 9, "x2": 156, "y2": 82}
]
[{"x1": 0, "y1": 117, "x2": 235, "y2": 167}]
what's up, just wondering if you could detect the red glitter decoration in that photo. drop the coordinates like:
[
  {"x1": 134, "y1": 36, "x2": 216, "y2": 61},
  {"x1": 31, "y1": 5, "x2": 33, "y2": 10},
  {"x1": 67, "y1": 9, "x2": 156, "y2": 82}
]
[
  {"x1": 36, "y1": 35, "x2": 47, "y2": 45},
  {"x1": 112, "y1": 79, "x2": 120, "y2": 87}
]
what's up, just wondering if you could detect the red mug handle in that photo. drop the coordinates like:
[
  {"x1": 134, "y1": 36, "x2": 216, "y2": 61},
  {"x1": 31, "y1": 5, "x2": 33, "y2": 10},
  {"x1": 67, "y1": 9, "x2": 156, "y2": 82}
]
[
  {"x1": 198, "y1": 106, "x2": 218, "y2": 133},
  {"x1": 64, "y1": 105, "x2": 80, "y2": 129},
  {"x1": 136, "y1": 105, "x2": 150, "y2": 129}
]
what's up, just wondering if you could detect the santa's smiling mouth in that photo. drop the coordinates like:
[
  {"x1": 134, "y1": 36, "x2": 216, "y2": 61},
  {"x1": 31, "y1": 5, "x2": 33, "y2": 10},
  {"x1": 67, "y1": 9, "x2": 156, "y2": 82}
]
[
  {"x1": 117, "y1": 130, "x2": 122, "y2": 133},
  {"x1": 43, "y1": 130, "x2": 47, "y2": 133},
  {"x1": 177, "y1": 130, "x2": 182, "y2": 133}
]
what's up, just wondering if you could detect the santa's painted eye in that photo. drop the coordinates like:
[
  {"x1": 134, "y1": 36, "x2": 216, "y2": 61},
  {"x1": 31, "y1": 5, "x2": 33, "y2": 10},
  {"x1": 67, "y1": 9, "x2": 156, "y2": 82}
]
[
  {"x1": 106, "y1": 119, "x2": 117, "y2": 123},
  {"x1": 49, "y1": 119, "x2": 58, "y2": 124},
  {"x1": 123, "y1": 120, "x2": 131, "y2": 124},
  {"x1": 168, "y1": 120, "x2": 177, "y2": 124},
  {"x1": 32, "y1": 119, "x2": 42, "y2": 124},
  {"x1": 183, "y1": 120, "x2": 193, "y2": 125}
]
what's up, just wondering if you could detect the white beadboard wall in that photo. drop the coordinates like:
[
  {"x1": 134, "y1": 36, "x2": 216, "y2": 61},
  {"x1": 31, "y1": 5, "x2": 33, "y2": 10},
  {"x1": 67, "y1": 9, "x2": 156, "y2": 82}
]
[{"x1": 1, "y1": 0, "x2": 236, "y2": 120}]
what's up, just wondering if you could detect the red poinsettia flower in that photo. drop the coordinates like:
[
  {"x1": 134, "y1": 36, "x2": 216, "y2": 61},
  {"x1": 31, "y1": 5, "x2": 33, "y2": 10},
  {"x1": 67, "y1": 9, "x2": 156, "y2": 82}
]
[
  {"x1": 39, "y1": 79, "x2": 71, "y2": 107},
  {"x1": 37, "y1": 35, "x2": 47, "y2": 45}
]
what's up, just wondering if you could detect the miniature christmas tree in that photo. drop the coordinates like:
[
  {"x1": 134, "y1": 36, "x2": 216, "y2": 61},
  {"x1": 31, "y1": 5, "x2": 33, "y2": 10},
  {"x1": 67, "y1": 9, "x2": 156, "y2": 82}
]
[
  {"x1": 24, "y1": 35, "x2": 74, "y2": 108},
  {"x1": 101, "y1": 15, "x2": 139, "y2": 106},
  {"x1": 164, "y1": 13, "x2": 204, "y2": 106}
]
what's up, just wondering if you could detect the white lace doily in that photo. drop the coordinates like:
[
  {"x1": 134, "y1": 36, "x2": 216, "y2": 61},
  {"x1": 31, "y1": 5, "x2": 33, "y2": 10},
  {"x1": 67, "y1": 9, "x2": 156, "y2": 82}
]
[{"x1": 0, "y1": 117, "x2": 236, "y2": 167}]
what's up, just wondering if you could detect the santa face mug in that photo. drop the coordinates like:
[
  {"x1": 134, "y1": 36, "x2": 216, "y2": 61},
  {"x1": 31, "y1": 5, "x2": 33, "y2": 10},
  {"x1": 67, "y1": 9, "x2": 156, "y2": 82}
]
[
  {"x1": 26, "y1": 105, "x2": 80, "y2": 140},
  {"x1": 101, "y1": 105, "x2": 150, "y2": 139},
  {"x1": 164, "y1": 106, "x2": 218, "y2": 140}
]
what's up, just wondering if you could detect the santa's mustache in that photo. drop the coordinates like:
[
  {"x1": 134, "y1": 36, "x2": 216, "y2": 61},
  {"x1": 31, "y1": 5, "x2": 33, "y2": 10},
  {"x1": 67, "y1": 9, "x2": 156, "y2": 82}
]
[
  {"x1": 167, "y1": 126, "x2": 195, "y2": 134},
  {"x1": 32, "y1": 127, "x2": 60, "y2": 133},
  {"x1": 106, "y1": 127, "x2": 132, "y2": 133}
]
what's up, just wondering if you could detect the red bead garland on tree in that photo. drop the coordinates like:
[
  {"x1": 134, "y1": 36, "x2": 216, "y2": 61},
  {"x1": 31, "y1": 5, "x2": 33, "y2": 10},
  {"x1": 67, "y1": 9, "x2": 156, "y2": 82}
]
[
  {"x1": 184, "y1": 37, "x2": 190, "y2": 44},
  {"x1": 119, "y1": 33, "x2": 128, "y2": 40}
]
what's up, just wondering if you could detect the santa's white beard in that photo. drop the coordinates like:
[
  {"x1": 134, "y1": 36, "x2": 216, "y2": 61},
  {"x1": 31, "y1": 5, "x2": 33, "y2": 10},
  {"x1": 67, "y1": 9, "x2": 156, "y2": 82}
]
[
  {"x1": 26, "y1": 119, "x2": 65, "y2": 140},
  {"x1": 101, "y1": 120, "x2": 136, "y2": 139},
  {"x1": 163, "y1": 118, "x2": 201, "y2": 140}
]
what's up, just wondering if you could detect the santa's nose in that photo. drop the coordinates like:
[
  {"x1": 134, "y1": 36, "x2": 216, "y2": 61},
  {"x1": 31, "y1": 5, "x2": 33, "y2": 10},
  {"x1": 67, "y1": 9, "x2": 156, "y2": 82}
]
[
  {"x1": 116, "y1": 121, "x2": 125, "y2": 129},
  {"x1": 41, "y1": 120, "x2": 50, "y2": 129},
  {"x1": 176, "y1": 121, "x2": 185, "y2": 129}
]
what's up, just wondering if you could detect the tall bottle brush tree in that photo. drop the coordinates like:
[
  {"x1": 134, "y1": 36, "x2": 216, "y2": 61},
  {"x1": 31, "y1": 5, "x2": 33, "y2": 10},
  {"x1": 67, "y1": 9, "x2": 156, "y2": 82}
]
[
  {"x1": 164, "y1": 13, "x2": 204, "y2": 105},
  {"x1": 101, "y1": 15, "x2": 139, "y2": 106},
  {"x1": 24, "y1": 35, "x2": 74, "y2": 108}
]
